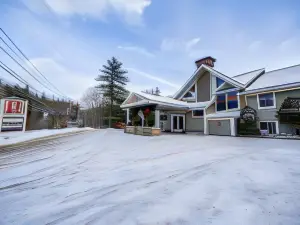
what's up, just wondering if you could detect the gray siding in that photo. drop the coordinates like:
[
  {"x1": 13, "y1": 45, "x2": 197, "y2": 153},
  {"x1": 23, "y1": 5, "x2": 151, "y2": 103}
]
[
  {"x1": 246, "y1": 89, "x2": 300, "y2": 134},
  {"x1": 246, "y1": 95, "x2": 277, "y2": 121},
  {"x1": 161, "y1": 111, "x2": 185, "y2": 132},
  {"x1": 275, "y1": 89, "x2": 300, "y2": 108},
  {"x1": 197, "y1": 71, "x2": 211, "y2": 102},
  {"x1": 185, "y1": 111, "x2": 204, "y2": 132}
]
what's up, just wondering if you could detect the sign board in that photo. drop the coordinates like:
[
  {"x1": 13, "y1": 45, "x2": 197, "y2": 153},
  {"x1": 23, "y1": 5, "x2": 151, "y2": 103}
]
[
  {"x1": 0, "y1": 98, "x2": 28, "y2": 132},
  {"x1": 1, "y1": 117, "x2": 24, "y2": 131},
  {"x1": 4, "y1": 100, "x2": 24, "y2": 114}
]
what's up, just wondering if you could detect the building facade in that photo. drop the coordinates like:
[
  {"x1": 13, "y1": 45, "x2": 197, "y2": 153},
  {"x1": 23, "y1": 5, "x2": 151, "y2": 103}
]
[{"x1": 121, "y1": 57, "x2": 300, "y2": 136}]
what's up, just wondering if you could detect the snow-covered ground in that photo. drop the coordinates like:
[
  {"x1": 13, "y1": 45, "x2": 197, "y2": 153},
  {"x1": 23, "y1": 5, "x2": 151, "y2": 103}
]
[
  {"x1": 0, "y1": 130, "x2": 300, "y2": 225},
  {"x1": 0, "y1": 127, "x2": 94, "y2": 146}
]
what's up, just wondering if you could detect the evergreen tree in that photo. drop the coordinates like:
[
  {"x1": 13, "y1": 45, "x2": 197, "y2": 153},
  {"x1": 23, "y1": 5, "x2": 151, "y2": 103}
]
[{"x1": 95, "y1": 57, "x2": 129, "y2": 128}]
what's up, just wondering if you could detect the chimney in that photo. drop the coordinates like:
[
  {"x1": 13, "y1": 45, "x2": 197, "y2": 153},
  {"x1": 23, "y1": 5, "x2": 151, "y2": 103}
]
[{"x1": 195, "y1": 56, "x2": 216, "y2": 68}]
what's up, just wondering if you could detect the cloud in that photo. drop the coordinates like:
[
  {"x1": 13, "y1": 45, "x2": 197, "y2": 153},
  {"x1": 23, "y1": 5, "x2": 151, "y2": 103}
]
[
  {"x1": 22, "y1": 0, "x2": 151, "y2": 25},
  {"x1": 127, "y1": 68, "x2": 180, "y2": 89},
  {"x1": 118, "y1": 45, "x2": 155, "y2": 57},
  {"x1": 248, "y1": 41, "x2": 262, "y2": 51},
  {"x1": 160, "y1": 37, "x2": 201, "y2": 52},
  {"x1": 186, "y1": 38, "x2": 201, "y2": 50},
  {"x1": 29, "y1": 58, "x2": 97, "y2": 100}
]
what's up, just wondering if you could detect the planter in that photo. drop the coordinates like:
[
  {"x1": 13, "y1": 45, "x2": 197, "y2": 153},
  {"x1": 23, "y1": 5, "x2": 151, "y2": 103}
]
[
  {"x1": 124, "y1": 126, "x2": 161, "y2": 136},
  {"x1": 124, "y1": 126, "x2": 136, "y2": 134}
]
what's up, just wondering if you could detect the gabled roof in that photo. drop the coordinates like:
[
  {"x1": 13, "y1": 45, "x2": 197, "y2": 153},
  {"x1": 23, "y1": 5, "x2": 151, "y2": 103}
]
[
  {"x1": 231, "y1": 68, "x2": 265, "y2": 86},
  {"x1": 243, "y1": 64, "x2": 300, "y2": 94},
  {"x1": 173, "y1": 64, "x2": 244, "y2": 99},
  {"x1": 121, "y1": 91, "x2": 212, "y2": 109}
]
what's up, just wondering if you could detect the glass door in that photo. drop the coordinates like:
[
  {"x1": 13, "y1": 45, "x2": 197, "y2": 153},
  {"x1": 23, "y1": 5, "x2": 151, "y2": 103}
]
[{"x1": 172, "y1": 115, "x2": 185, "y2": 132}]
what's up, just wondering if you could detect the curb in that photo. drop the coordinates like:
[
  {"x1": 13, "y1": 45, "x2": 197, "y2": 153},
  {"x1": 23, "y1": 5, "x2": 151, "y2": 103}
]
[{"x1": 0, "y1": 129, "x2": 97, "y2": 148}]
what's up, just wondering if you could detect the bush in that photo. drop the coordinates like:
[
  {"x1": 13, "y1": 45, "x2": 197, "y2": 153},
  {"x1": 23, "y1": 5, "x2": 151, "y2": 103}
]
[{"x1": 237, "y1": 119, "x2": 260, "y2": 135}]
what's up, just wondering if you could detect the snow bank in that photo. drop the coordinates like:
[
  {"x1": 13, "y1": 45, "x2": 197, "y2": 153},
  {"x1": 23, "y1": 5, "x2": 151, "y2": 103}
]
[
  {"x1": 0, "y1": 130, "x2": 300, "y2": 224},
  {"x1": 0, "y1": 127, "x2": 94, "y2": 146}
]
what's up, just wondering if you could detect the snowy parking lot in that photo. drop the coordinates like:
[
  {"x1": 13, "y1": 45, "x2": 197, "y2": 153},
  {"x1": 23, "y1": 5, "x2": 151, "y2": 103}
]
[{"x1": 0, "y1": 129, "x2": 300, "y2": 225}]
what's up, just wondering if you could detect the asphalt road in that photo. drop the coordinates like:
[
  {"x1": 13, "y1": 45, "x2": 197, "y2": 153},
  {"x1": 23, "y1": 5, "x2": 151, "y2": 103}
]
[{"x1": 1, "y1": 130, "x2": 300, "y2": 225}]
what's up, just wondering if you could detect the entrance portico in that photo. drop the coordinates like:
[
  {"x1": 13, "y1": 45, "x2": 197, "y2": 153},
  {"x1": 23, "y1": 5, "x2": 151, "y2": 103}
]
[{"x1": 121, "y1": 92, "x2": 191, "y2": 134}]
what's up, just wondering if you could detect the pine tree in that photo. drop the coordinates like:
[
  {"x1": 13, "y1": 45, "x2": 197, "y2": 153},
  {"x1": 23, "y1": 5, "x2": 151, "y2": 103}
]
[{"x1": 95, "y1": 57, "x2": 129, "y2": 128}]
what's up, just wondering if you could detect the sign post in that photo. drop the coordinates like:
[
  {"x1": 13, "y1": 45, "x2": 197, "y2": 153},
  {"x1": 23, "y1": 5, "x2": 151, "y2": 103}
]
[{"x1": 0, "y1": 97, "x2": 28, "y2": 132}]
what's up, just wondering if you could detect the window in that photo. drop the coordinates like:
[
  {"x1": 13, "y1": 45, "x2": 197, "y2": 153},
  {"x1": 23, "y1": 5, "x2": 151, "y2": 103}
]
[
  {"x1": 258, "y1": 93, "x2": 275, "y2": 108},
  {"x1": 192, "y1": 110, "x2": 204, "y2": 118},
  {"x1": 217, "y1": 94, "x2": 226, "y2": 111},
  {"x1": 160, "y1": 115, "x2": 167, "y2": 121},
  {"x1": 260, "y1": 122, "x2": 277, "y2": 134},
  {"x1": 227, "y1": 91, "x2": 238, "y2": 110},
  {"x1": 216, "y1": 77, "x2": 225, "y2": 88}
]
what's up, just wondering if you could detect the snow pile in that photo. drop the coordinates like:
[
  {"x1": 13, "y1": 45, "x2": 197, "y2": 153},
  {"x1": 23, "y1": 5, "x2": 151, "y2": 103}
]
[
  {"x1": 0, "y1": 130, "x2": 300, "y2": 224},
  {"x1": 0, "y1": 127, "x2": 94, "y2": 146}
]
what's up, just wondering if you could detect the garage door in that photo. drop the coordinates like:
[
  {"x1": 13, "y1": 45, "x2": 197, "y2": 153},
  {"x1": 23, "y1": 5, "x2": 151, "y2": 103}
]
[{"x1": 208, "y1": 119, "x2": 231, "y2": 136}]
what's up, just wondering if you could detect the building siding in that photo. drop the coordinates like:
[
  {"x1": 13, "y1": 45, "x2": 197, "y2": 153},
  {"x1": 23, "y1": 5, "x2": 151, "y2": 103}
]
[
  {"x1": 185, "y1": 111, "x2": 204, "y2": 132},
  {"x1": 246, "y1": 89, "x2": 300, "y2": 134},
  {"x1": 239, "y1": 95, "x2": 246, "y2": 109},
  {"x1": 206, "y1": 102, "x2": 215, "y2": 115},
  {"x1": 197, "y1": 71, "x2": 211, "y2": 102},
  {"x1": 246, "y1": 95, "x2": 277, "y2": 121}
]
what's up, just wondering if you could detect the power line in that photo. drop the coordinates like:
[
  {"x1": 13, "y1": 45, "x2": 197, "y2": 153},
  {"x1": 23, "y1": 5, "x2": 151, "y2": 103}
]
[
  {"x1": 0, "y1": 45, "x2": 67, "y2": 99},
  {"x1": 0, "y1": 28, "x2": 72, "y2": 100},
  {"x1": 0, "y1": 81, "x2": 55, "y2": 114},
  {"x1": 0, "y1": 61, "x2": 29, "y2": 85},
  {"x1": 0, "y1": 60, "x2": 54, "y2": 99}
]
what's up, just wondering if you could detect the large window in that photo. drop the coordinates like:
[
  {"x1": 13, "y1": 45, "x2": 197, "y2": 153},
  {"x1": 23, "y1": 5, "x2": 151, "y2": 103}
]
[
  {"x1": 258, "y1": 93, "x2": 275, "y2": 108},
  {"x1": 192, "y1": 110, "x2": 204, "y2": 118},
  {"x1": 216, "y1": 77, "x2": 225, "y2": 88},
  {"x1": 217, "y1": 94, "x2": 226, "y2": 111},
  {"x1": 227, "y1": 91, "x2": 238, "y2": 109},
  {"x1": 260, "y1": 122, "x2": 277, "y2": 134},
  {"x1": 217, "y1": 92, "x2": 239, "y2": 111}
]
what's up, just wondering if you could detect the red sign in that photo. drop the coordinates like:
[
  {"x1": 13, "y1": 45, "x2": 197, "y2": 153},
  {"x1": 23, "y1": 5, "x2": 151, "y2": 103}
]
[{"x1": 4, "y1": 100, "x2": 24, "y2": 114}]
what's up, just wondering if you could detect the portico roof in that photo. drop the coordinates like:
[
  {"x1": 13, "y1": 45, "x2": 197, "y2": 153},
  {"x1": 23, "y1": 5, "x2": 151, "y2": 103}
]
[{"x1": 121, "y1": 92, "x2": 212, "y2": 110}]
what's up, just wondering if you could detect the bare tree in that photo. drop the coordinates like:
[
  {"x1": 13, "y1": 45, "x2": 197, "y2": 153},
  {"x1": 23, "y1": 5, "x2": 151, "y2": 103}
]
[
  {"x1": 142, "y1": 87, "x2": 161, "y2": 96},
  {"x1": 81, "y1": 87, "x2": 103, "y2": 128}
]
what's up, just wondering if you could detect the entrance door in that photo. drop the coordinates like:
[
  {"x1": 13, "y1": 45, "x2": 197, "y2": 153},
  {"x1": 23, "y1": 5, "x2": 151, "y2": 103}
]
[{"x1": 171, "y1": 115, "x2": 185, "y2": 132}]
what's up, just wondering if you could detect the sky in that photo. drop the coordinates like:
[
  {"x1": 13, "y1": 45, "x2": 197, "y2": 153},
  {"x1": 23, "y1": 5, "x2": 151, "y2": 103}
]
[{"x1": 0, "y1": 0, "x2": 300, "y2": 100}]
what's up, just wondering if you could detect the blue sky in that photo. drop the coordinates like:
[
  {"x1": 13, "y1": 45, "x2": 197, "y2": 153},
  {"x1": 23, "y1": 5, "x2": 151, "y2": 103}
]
[{"x1": 0, "y1": 0, "x2": 300, "y2": 100}]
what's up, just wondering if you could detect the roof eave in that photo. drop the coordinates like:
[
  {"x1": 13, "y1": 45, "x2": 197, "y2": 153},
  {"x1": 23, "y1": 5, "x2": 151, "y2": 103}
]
[{"x1": 240, "y1": 82, "x2": 300, "y2": 95}]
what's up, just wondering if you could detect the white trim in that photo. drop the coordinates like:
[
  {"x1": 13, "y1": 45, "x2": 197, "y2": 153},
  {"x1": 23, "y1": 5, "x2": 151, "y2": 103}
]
[
  {"x1": 215, "y1": 80, "x2": 227, "y2": 92},
  {"x1": 215, "y1": 92, "x2": 239, "y2": 113},
  {"x1": 245, "y1": 95, "x2": 248, "y2": 106},
  {"x1": 195, "y1": 80, "x2": 198, "y2": 102},
  {"x1": 173, "y1": 64, "x2": 243, "y2": 99},
  {"x1": 126, "y1": 109, "x2": 130, "y2": 124},
  {"x1": 207, "y1": 118, "x2": 232, "y2": 121},
  {"x1": 259, "y1": 121, "x2": 279, "y2": 135},
  {"x1": 204, "y1": 110, "x2": 208, "y2": 135},
  {"x1": 178, "y1": 82, "x2": 196, "y2": 100},
  {"x1": 257, "y1": 92, "x2": 276, "y2": 110},
  {"x1": 155, "y1": 110, "x2": 160, "y2": 128},
  {"x1": 22, "y1": 100, "x2": 28, "y2": 132},
  {"x1": 230, "y1": 118, "x2": 236, "y2": 136},
  {"x1": 192, "y1": 109, "x2": 204, "y2": 118},
  {"x1": 207, "y1": 118, "x2": 235, "y2": 136},
  {"x1": 171, "y1": 114, "x2": 185, "y2": 132}
]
